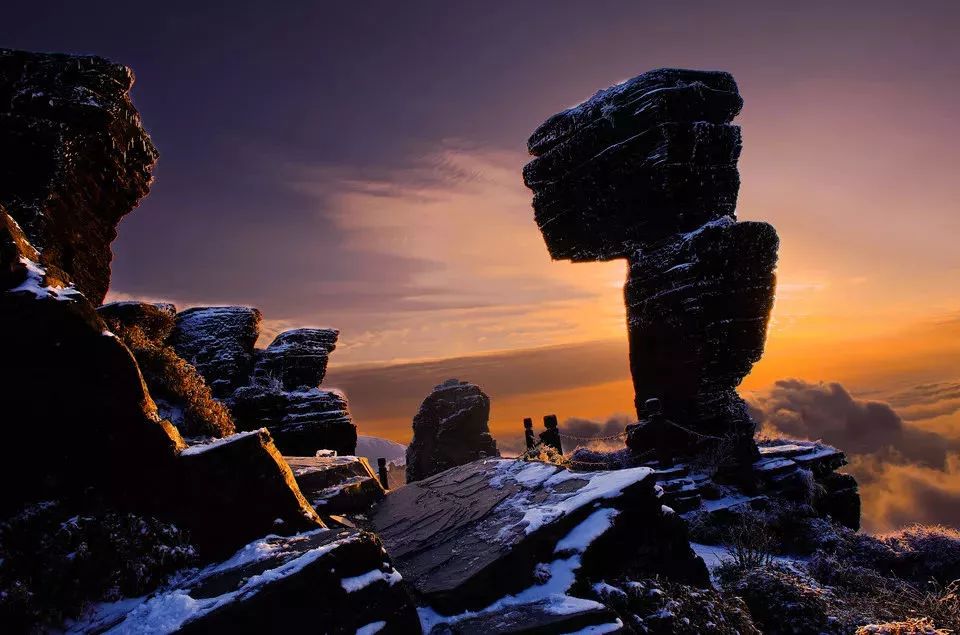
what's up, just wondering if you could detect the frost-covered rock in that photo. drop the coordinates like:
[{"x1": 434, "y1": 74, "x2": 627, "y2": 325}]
[
  {"x1": 253, "y1": 327, "x2": 338, "y2": 390},
  {"x1": 286, "y1": 455, "x2": 385, "y2": 515},
  {"x1": 73, "y1": 528, "x2": 420, "y2": 634},
  {"x1": 169, "y1": 306, "x2": 262, "y2": 397},
  {"x1": 405, "y1": 379, "x2": 499, "y2": 483},
  {"x1": 229, "y1": 384, "x2": 357, "y2": 456},
  {"x1": 525, "y1": 69, "x2": 780, "y2": 466},
  {"x1": 372, "y1": 459, "x2": 707, "y2": 617},
  {"x1": 0, "y1": 48, "x2": 158, "y2": 305}
]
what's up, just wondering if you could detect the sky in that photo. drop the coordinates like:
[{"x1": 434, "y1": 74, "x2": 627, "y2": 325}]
[{"x1": 4, "y1": 1, "x2": 959, "y2": 531}]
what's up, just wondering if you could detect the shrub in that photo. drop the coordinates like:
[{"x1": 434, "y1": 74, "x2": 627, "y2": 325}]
[
  {"x1": 591, "y1": 577, "x2": 760, "y2": 634},
  {"x1": 520, "y1": 442, "x2": 568, "y2": 466},
  {"x1": 115, "y1": 325, "x2": 235, "y2": 438},
  {"x1": 718, "y1": 565, "x2": 839, "y2": 635},
  {"x1": 856, "y1": 617, "x2": 950, "y2": 635},
  {"x1": 0, "y1": 501, "x2": 197, "y2": 631}
]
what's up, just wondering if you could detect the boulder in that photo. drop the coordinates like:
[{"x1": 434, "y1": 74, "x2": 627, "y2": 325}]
[
  {"x1": 169, "y1": 306, "x2": 262, "y2": 397},
  {"x1": 74, "y1": 528, "x2": 421, "y2": 634},
  {"x1": 371, "y1": 459, "x2": 707, "y2": 617},
  {"x1": 229, "y1": 384, "x2": 357, "y2": 456},
  {"x1": 98, "y1": 301, "x2": 177, "y2": 342},
  {"x1": 253, "y1": 327, "x2": 338, "y2": 390},
  {"x1": 405, "y1": 379, "x2": 499, "y2": 483},
  {"x1": 286, "y1": 455, "x2": 386, "y2": 515},
  {"x1": 175, "y1": 430, "x2": 323, "y2": 556},
  {"x1": 0, "y1": 48, "x2": 158, "y2": 305}
]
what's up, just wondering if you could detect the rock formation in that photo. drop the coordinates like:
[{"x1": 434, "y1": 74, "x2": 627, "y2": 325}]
[
  {"x1": 167, "y1": 308, "x2": 358, "y2": 455},
  {"x1": 169, "y1": 306, "x2": 262, "y2": 398},
  {"x1": 405, "y1": 379, "x2": 500, "y2": 483},
  {"x1": 373, "y1": 459, "x2": 707, "y2": 621},
  {"x1": 0, "y1": 49, "x2": 158, "y2": 305},
  {"x1": 77, "y1": 527, "x2": 421, "y2": 633},
  {"x1": 0, "y1": 49, "x2": 321, "y2": 556},
  {"x1": 252, "y1": 327, "x2": 338, "y2": 390},
  {"x1": 524, "y1": 69, "x2": 777, "y2": 463}
]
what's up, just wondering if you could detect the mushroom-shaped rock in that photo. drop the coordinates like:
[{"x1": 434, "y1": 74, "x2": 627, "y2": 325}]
[
  {"x1": 0, "y1": 48, "x2": 158, "y2": 305},
  {"x1": 405, "y1": 379, "x2": 499, "y2": 483},
  {"x1": 253, "y1": 327, "x2": 338, "y2": 390},
  {"x1": 169, "y1": 306, "x2": 262, "y2": 397}
]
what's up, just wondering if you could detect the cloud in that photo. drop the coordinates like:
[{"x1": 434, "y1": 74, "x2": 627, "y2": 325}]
[
  {"x1": 850, "y1": 453, "x2": 960, "y2": 532},
  {"x1": 748, "y1": 378, "x2": 959, "y2": 469},
  {"x1": 749, "y1": 377, "x2": 960, "y2": 532}
]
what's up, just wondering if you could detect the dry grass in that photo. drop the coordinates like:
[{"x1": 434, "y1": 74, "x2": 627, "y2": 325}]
[{"x1": 114, "y1": 325, "x2": 236, "y2": 438}]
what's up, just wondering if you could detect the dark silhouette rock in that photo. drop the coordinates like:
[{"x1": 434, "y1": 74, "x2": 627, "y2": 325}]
[
  {"x1": 405, "y1": 379, "x2": 499, "y2": 483},
  {"x1": 0, "y1": 48, "x2": 158, "y2": 305},
  {"x1": 229, "y1": 384, "x2": 357, "y2": 456},
  {"x1": 372, "y1": 459, "x2": 707, "y2": 617},
  {"x1": 175, "y1": 429, "x2": 323, "y2": 556},
  {"x1": 253, "y1": 327, "x2": 338, "y2": 390},
  {"x1": 524, "y1": 68, "x2": 778, "y2": 464},
  {"x1": 169, "y1": 306, "x2": 262, "y2": 397},
  {"x1": 78, "y1": 528, "x2": 421, "y2": 633}
]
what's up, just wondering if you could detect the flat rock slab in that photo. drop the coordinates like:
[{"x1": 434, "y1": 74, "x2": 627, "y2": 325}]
[
  {"x1": 286, "y1": 455, "x2": 385, "y2": 514},
  {"x1": 73, "y1": 528, "x2": 420, "y2": 634},
  {"x1": 424, "y1": 597, "x2": 625, "y2": 634},
  {"x1": 372, "y1": 459, "x2": 666, "y2": 614}
]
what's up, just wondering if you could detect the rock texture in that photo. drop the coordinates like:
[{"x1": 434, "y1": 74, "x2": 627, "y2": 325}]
[
  {"x1": 169, "y1": 306, "x2": 262, "y2": 398},
  {"x1": 372, "y1": 459, "x2": 707, "y2": 618},
  {"x1": 405, "y1": 379, "x2": 500, "y2": 483},
  {"x1": 253, "y1": 327, "x2": 338, "y2": 390},
  {"x1": 229, "y1": 384, "x2": 357, "y2": 456},
  {"x1": 77, "y1": 528, "x2": 421, "y2": 633},
  {"x1": 286, "y1": 455, "x2": 386, "y2": 515},
  {"x1": 0, "y1": 48, "x2": 158, "y2": 305},
  {"x1": 524, "y1": 68, "x2": 778, "y2": 463},
  {"x1": 98, "y1": 300, "x2": 177, "y2": 342}
]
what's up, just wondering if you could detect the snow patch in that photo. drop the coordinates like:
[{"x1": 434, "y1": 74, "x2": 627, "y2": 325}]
[
  {"x1": 179, "y1": 430, "x2": 262, "y2": 455},
  {"x1": 340, "y1": 567, "x2": 402, "y2": 593}
]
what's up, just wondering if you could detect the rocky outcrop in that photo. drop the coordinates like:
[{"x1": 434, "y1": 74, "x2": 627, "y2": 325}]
[
  {"x1": 524, "y1": 68, "x2": 778, "y2": 464},
  {"x1": 253, "y1": 327, "x2": 338, "y2": 390},
  {"x1": 372, "y1": 459, "x2": 707, "y2": 619},
  {"x1": 405, "y1": 379, "x2": 499, "y2": 483},
  {"x1": 0, "y1": 48, "x2": 158, "y2": 305},
  {"x1": 169, "y1": 306, "x2": 262, "y2": 398},
  {"x1": 77, "y1": 528, "x2": 421, "y2": 633},
  {"x1": 286, "y1": 455, "x2": 385, "y2": 515},
  {"x1": 0, "y1": 49, "x2": 322, "y2": 559},
  {"x1": 229, "y1": 384, "x2": 357, "y2": 456}
]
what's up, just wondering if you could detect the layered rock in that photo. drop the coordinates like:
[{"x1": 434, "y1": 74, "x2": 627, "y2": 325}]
[
  {"x1": 169, "y1": 306, "x2": 262, "y2": 398},
  {"x1": 0, "y1": 48, "x2": 158, "y2": 305},
  {"x1": 76, "y1": 528, "x2": 421, "y2": 633},
  {"x1": 405, "y1": 379, "x2": 499, "y2": 483},
  {"x1": 372, "y1": 459, "x2": 707, "y2": 619},
  {"x1": 286, "y1": 454, "x2": 385, "y2": 515},
  {"x1": 230, "y1": 384, "x2": 357, "y2": 456},
  {"x1": 253, "y1": 327, "x2": 338, "y2": 390},
  {"x1": 524, "y1": 68, "x2": 778, "y2": 464}
]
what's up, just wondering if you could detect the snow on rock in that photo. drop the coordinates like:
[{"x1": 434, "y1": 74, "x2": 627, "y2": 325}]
[
  {"x1": 72, "y1": 528, "x2": 419, "y2": 634},
  {"x1": 179, "y1": 429, "x2": 262, "y2": 456},
  {"x1": 372, "y1": 458, "x2": 707, "y2": 616},
  {"x1": 284, "y1": 454, "x2": 385, "y2": 515},
  {"x1": 252, "y1": 327, "x2": 338, "y2": 390},
  {"x1": 169, "y1": 306, "x2": 262, "y2": 398}
]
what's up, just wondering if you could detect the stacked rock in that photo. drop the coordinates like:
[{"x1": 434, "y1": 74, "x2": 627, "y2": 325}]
[
  {"x1": 169, "y1": 310, "x2": 357, "y2": 456},
  {"x1": 524, "y1": 69, "x2": 779, "y2": 464}
]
